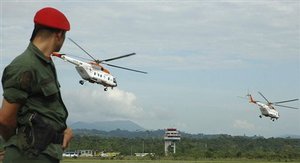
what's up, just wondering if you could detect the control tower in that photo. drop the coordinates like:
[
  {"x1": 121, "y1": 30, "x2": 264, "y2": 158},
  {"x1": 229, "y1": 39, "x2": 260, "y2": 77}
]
[{"x1": 164, "y1": 128, "x2": 181, "y2": 156}]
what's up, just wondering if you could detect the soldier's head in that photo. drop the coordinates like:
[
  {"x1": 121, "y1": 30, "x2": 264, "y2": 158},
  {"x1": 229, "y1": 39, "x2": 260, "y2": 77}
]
[{"x1": 30, "y1": 7, "x2": 70, "y2": 52}]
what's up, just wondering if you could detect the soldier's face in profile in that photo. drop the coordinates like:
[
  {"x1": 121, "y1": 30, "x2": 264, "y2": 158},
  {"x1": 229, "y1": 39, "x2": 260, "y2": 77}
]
[{"x1": 55, "y1": 31, "x2": 66, "y2": 52}]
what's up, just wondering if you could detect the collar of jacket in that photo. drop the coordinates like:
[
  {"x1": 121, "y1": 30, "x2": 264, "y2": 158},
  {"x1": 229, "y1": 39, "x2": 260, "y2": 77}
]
[{"x1": 28, "y1": 42, "x2": 53, "y2": 64}]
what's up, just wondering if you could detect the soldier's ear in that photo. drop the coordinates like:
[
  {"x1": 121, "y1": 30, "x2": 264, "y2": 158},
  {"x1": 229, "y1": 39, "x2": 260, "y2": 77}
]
[{"x1": 55, "y1": 31, "x2": 66, "y2": 41}]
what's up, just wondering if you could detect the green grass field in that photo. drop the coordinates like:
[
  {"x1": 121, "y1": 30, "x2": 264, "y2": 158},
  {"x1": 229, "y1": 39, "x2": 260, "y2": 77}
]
[{"x1": 61, "y1": 158, "x2": 300, "y2": 163}]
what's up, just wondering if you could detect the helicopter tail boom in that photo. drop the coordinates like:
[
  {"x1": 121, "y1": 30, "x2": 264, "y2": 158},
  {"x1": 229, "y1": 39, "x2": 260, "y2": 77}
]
[{"x1": 52, "y1": 52, "x2": 88, "y2": 67}]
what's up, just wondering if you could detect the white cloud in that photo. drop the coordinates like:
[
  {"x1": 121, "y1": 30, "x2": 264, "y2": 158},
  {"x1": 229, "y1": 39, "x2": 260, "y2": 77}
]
[
  {"x1": 63, "y1": 87, "x2": 146, "y2": 122},
  {"x1": 233, "y1": 119, "x2": 256, "y2": 130}
]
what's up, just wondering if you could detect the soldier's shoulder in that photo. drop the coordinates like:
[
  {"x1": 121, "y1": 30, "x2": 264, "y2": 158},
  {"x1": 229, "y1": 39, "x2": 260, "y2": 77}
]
[
  {"x1": 9, "y1": 50, "x2": 36, "y2": 65},
  {"x1": 4, "y1": 55, "x2": 34, "y2": 76}
]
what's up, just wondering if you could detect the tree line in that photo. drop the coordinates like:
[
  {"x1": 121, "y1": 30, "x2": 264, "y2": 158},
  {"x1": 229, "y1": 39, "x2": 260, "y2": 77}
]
[{"x1": 67, "y1": 134, "x2": 300, "y2": 160}]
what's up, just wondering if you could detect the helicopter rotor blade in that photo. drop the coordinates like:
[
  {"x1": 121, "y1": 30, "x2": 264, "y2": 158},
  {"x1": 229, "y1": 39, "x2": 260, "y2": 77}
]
[
  {"x1": 102, "y1": 63, "x2": 147, "y2": 74},
  {"x1": 68, "y1": 38, "x2": 99, "y2": 62},
  {"x1": 101, "y1": 53, "x2": 136, "y2": 62},
  {"x1": 273, "y1": 99, "x2": 299, "y2": 104},
  {"x1": 258, "y1": 92, "x2": 271, "y2": 104},
  {"x1": 274, "y1": 104, "x2": 299, "y2": 110}
]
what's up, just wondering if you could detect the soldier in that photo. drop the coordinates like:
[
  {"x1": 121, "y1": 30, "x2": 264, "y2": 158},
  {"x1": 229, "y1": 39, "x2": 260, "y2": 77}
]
[{"x1": 0, "y1": 7, "x2": 73, "y2": 163}]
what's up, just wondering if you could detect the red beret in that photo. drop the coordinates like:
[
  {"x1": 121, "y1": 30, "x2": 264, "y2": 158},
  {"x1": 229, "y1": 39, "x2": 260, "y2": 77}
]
[{"x1": 34, "y1": 7, "x2": 70, "y2": 31}]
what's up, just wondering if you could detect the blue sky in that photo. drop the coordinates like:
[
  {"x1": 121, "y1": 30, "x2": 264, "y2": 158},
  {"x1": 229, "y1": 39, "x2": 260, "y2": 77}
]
[{"x1": 1, "y1": 1, "x2": 299, "y2": 138}]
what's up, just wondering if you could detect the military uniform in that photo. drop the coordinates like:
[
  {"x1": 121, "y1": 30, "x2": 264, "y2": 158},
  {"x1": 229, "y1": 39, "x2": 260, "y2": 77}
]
[{"x1": 1, "y1": 42, "x2": 68, "y2": 162}]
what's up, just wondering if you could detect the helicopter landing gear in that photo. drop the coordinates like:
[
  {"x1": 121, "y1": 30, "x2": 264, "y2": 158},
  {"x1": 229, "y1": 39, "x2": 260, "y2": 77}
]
[
  {"x1": 79, "y1": 80, "x2": 84, "y2": 85},
  {"x1": 104, "y1": 87, "x2": 108, "y2": 91}
]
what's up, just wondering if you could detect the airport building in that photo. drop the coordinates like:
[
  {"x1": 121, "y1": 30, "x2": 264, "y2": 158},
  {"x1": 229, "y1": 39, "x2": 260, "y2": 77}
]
[{"x1": 164, "y1": 128, "x2": 181, "y2": 156}]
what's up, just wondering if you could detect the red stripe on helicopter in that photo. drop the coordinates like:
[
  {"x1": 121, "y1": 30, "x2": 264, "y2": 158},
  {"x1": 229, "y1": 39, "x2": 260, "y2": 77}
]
[{"x1": 52, "y1": 52, "x2": 62, "y2": 58}]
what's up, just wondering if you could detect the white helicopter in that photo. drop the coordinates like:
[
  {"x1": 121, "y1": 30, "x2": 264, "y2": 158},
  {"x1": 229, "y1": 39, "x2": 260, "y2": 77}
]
[
  {"x1": 246, "y1": 92, "x2": 299, "y2": 121},
  {"x1": 52, "y1": 38, "x2": 147, "y2": 91}
]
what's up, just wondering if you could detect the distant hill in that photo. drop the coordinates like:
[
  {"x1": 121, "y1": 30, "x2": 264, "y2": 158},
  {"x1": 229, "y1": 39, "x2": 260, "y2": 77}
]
[
  {"x1": 70, "y1": 120, "x2": 145, "y2": 132},
  {"x1": 73, "y1": 128, "x2": 164, "y2": 138},
  {"x1": 70, "y1": 120, "x2": 264, "y2": 139},
  {"x1": 280, "y1": 134, "x2": 300, "y2": 139},
  {"x1": 69, "y1": 121, "x2": 298, "y2": 139}
]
